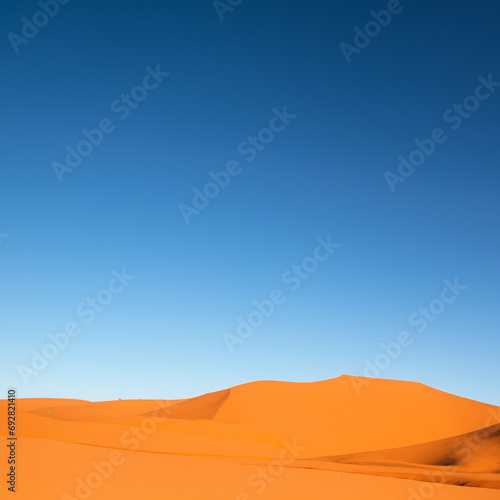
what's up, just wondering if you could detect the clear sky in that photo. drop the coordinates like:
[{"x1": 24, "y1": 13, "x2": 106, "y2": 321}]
[{"x1": 1, "y1": 0, "x2": 499, "y2": 405}]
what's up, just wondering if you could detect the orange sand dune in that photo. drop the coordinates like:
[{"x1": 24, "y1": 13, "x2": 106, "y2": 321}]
[
  {"x1": 1, "y1": 376, "x2": 499, "y2": 499},
  {"x1": 295, "y1": 423, "x2": 500, "y2": 489},
  {"x1": 29, "y1": 398, "x2": 185, "y2": 422},
  {"x1": 322, "y1": 423, "x2": 500, "y2": 472}
]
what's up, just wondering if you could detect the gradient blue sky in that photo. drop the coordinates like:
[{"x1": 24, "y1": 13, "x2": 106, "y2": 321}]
[{"x1": 1, "y1": 0, "x2": 499, "y2": 405}]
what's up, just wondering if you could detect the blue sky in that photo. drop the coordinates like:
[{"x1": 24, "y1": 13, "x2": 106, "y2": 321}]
[{"x1": 1, "y1": 0, "x2": 499, "y2": 405}]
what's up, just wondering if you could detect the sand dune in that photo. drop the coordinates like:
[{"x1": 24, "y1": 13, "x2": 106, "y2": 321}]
[
  {"x1": 296, "y1": 423, "x2": 500, "y2": 489},
  {"x1": 322, "y1": 424, "x2": 500, "y2": 471},
  {"x1": 1, "y1": 376, "x2": 499, "y2": 499}
]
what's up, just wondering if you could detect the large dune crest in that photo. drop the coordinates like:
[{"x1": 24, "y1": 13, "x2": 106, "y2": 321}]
[{"x1": 2, "y1": 376, "x2": 499, "y2": 499}]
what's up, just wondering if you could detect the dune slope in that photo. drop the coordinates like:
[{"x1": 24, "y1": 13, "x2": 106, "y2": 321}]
[{"x1": 1, "y1": 376, "x2": 499, "y2": 499}]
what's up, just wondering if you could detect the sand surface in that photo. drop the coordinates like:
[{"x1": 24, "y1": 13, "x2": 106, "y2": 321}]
[{"x1": 2, "y1": 376, "x2": 499, "y2": 499}]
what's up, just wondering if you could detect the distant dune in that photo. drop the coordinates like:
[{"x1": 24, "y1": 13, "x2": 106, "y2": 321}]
[{"x1": 2, "y1": 376, "x2": 499, "y2": 499}]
